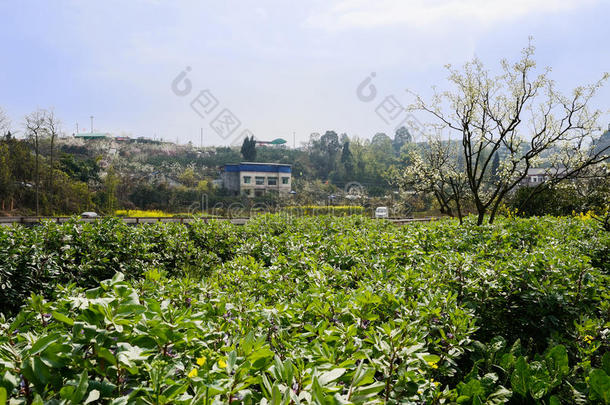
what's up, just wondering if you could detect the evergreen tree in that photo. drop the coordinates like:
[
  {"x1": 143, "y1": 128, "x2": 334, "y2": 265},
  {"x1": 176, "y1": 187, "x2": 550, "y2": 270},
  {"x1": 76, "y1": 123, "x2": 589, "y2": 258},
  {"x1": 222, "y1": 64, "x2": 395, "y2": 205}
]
[
  {"x1": 393, "y1": 126, "x2": 412, "y2": 153},
  {"x1": 240, "y1": 136, "x2": 257, "y2": 160},
  {"x1": 340, "y1": 140, "x2": 354, "y2": 176}
]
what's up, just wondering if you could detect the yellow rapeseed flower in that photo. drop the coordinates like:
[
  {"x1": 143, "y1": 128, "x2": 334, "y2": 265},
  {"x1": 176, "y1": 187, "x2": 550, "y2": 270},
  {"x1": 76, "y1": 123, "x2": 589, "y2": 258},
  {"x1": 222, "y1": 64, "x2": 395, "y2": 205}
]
[
  {"x1": 218, "y1": 359, "x2": 227, "y2": 368},
  {"x1": 188, "y1": 368, "x2": 198, "y2": 378},
  {"x1": 427, "y1": 361, "x2": 438, "y2": 369},
  {"x1": 196, "y1": 356, "x2": 206, "y2": 366},
  {"x1": 584, "y1": 335, "x2": 594, "y2": 343}
]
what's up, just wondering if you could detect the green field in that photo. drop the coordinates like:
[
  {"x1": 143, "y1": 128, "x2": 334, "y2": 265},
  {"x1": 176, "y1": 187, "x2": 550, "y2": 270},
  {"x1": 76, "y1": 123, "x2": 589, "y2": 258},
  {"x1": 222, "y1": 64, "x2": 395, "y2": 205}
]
[{"x1": 0, "y1": 216, "x2": 608, "y2": 404}]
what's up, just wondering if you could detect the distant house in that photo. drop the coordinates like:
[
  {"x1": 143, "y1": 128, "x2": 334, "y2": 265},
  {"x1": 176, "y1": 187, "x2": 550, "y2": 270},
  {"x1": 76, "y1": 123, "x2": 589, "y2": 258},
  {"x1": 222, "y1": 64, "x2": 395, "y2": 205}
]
[
  {"x1": 519, "y1": 168, "x2": 569, "y2": 187},
  {"x1": 521, "y1": 168, "x2": 549, "y2": 187},
  {"x1": 221, "y1": 162, "x2": 291, "y2": 197}
]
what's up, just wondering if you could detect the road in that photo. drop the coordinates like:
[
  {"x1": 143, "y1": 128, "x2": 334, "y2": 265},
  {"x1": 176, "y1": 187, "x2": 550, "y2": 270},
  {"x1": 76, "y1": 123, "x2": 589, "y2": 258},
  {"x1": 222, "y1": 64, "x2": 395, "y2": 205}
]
[{"x1": 0, "y1": 216, "x2": 436, "y2": 226}]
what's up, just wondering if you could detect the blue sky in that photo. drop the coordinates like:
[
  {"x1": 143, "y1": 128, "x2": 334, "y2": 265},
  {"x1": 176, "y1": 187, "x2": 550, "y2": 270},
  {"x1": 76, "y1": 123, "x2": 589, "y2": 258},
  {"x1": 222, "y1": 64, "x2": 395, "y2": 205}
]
[{"x1": 1, "y1": 0, "x2": 608, "y2": 146}]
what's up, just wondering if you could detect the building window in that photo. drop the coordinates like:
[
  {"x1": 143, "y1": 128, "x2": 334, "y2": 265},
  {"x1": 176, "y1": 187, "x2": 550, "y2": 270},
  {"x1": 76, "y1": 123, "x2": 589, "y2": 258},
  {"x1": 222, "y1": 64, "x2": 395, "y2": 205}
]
[
  {"x1": 267, "y1": 177, "x2": 278, "y2": 186},
  {"x1": 243, "y1": 176, "x2": 251, "y2": 184},
  {"x1": 255, "y1": 189, "x2": 264, "y2": 197},
  {"x1": 282, "y1": 176, "x2": 289, "y2": 184},
  {"x1": 255, "y1": 176, "x2": 265, "y2": 185},
  {"x1": 242, "y1": 189, "x2": 251, "y2": 196}
]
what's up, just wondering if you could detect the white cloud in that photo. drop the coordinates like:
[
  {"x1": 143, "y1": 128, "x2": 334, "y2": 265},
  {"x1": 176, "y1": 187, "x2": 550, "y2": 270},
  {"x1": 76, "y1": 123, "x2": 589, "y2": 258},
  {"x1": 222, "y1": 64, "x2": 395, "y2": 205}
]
[{"x1": 305, "y1": 0, "x2": 599, "y2": 30}]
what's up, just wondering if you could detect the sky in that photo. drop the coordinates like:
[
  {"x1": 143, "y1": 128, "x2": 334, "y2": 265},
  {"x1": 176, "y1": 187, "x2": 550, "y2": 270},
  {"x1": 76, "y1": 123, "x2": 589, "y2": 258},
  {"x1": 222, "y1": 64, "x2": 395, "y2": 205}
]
[{"x1": 1, "y1": 0, "x2": 609, "y2": 146}]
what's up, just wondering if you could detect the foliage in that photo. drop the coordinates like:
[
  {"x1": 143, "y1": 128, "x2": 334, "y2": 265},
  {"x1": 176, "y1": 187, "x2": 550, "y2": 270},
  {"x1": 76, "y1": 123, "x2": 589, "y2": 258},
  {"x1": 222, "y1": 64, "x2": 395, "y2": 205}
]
[
  {"x1": 282, "y1": 206, "x2": 365, "y2": 216},
  {"x1": 0, "y1": 215, "x2": 608, "y2": 403},
  {"x1": 240, "y1": 136, "x2": 257, "y2": 161},
  {"x1": 115, "y1": 210, "x2": 175, "y2": 218}
]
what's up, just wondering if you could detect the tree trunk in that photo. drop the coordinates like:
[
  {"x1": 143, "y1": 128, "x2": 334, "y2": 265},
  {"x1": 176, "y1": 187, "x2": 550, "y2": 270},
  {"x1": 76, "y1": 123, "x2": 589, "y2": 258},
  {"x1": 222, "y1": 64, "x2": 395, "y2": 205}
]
[
  {"x1": 476, "y1": 206, "x2": 485, "y2": 225},
  {"x1": 455, "y1": 198, "x2": 463, "y2": 225},
  {"x1": 488, "y1": 195, "x2": 504, "y2": 224}
]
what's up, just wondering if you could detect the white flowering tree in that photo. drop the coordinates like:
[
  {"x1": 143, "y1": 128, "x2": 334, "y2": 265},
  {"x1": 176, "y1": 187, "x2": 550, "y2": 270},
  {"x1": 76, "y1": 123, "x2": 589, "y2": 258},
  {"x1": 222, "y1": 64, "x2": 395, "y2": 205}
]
[
  {"x1": 392, "y1": 136, "x2": 468, "y2": 223},
  {"x1": 0, "y1": 107, "x2": 9, "y2": 135},
  {"x1": 408, "y1": 41, "x2": 609, "y2": 224}
]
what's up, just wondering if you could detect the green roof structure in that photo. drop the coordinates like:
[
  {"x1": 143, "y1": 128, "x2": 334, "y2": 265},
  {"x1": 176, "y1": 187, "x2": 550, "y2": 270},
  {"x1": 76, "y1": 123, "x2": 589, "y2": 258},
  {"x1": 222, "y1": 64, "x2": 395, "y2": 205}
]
[{"x1": 75, "y1": 132, "x2": 110, "y2": 140}]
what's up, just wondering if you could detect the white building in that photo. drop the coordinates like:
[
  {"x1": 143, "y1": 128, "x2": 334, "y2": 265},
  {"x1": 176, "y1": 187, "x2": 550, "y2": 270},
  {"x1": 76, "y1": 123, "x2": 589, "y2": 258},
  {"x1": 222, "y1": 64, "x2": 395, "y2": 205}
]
[{"x1": 221, "y1": 162, "x2": 292, "y2": 197}]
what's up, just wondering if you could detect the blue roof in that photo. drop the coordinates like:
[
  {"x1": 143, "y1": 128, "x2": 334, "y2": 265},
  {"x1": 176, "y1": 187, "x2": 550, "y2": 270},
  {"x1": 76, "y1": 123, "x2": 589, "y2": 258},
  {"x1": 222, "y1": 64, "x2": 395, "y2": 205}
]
[{"x1": 224, "y1": 163, "x2": 291, "y2": 173}]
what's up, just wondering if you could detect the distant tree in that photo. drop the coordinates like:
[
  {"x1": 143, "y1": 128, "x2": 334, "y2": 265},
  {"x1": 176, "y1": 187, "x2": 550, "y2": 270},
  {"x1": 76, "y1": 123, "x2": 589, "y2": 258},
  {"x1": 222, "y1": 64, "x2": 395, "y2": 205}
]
[
  {"x1": 24, "y1": 110, "x2": 47, "y2": 216},
  {"x1": 0, "y1": 108, "x2": 9, "y2": 136},
  {"x1": 309, "y1": 131, "x2": 340, "y2": 179},
  {"x1": 370, "y1": 133, "x2": 395, "y2": 177},
  {"x1": 409, "y1": 41, "x2": 610, "y2": 224},
  {"x1": 178, "y1": 167, "x2": 197, "y2": 187},
  {"x1": 393, "y1": 126, "x2": 412, "y2": 152},
  {"x1": 44, "y1": 110, "x2": 61, "y2": 208},
  {"x1": 240, "y1": 136, "x2": 257, "y2": 160},
  {"x1": 102, "y1": 166, "x2": 120, "y2": 214},
  {"x1": 0, "y1": 143, "x2": 11, "y2": 210},
  {"x1": 371, "y1": 132, "x2": 391, "y2": 146},
  {"x1": 60, "y1": 154, "x2": 100, "y2": 184},
  {"x1": 340, "y1": 140, "x2": 354, "y2": 177},
  {"x1": 320, "y1": 130, "x2": 340, "y2": 156}
]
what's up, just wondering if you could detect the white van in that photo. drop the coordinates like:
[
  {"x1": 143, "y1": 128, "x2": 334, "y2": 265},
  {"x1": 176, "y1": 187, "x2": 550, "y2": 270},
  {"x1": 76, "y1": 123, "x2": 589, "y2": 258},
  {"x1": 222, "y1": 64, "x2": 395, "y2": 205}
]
[{"x1": 375, "y1": 206, "x2": 389, "y2": 218}]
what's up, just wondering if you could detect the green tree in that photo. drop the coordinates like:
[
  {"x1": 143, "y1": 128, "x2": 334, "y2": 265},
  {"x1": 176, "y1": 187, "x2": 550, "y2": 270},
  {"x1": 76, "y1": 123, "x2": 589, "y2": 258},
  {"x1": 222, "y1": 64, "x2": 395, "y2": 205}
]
[
  {"x1": 309, "y1": 130, "x2": 340, "y2": 180},
  {"x1": 340, "y1": 140, "x2": 354, "y2": 177},
  {"x1": 240, "y1": 136, "x2": 257, "y2": 160},
  {"x1": 102, "y1": 166, "x2": 119, "y2": 214},
  {"x1": 393, "y1": 126, "x2": 412, "y2": 153},
  {"x1": 0, "y1": 143, "x2": 11, "y2": 210}
]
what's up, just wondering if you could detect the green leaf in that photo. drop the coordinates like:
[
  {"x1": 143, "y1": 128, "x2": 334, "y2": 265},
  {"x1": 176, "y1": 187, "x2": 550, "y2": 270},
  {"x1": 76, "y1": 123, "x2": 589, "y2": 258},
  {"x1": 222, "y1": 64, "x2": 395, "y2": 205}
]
[
  {"x1": 528, "y1": 361, "x2": 550, "y2": 400},
  {"x1": 0, "y1": 387, "x2": 6, "y2": 405},
  {"x1": 71, "y1": 370, "x2": 89, "y2": 404},
  {"x1": 319, "y1": 368, "x2": 346, "y2": 386},
  {"x1": 489, "y1": 336, "x2": 506, "y2": 353},
  {"x1": 545, "y1": 345, "x2": 569, "y2": 380},
  {"x1": 511, "y1": 356, "x2": 529, "y2": 397},
  {"x1": 84, "y1": 389, "x2": 100, "y2": 404},
  {"x1": 311, "y1": 376, "x2": 326, "y2": 404},
  {"x1": 352, "y1": 381, "x2": 385, "y2": 397},
  {"x1": 602, "y1": 352, "x2": 610, "y2": 375},
  {"x1": 423, "y1": 354, "x2": 441, "y2": 364},
  {"x1": 486, "y1": 386, "x2": 512, "y2": 405},
  {"x1": 29, "y1": 333, "x2": 60, "y2": 355},
  {"x1": 589, "y1": 369, "x2": 610, "y2": 404},
  {"x1": 459, "y1": 379, "x2": 484, "y2": 398},
  {"x1": 52, "y1": 311, "x2": 74, "y2": 326},
  {"x1": 0, "y1": 370, "x2": 18, "y2": 392}
]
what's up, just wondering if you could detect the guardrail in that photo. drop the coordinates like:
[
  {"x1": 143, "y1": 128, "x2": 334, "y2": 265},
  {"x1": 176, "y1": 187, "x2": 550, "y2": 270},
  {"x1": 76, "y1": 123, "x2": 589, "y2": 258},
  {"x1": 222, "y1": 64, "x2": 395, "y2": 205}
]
[{"x1": 0, "y1": 216, "x2": 436, "y2": 226}]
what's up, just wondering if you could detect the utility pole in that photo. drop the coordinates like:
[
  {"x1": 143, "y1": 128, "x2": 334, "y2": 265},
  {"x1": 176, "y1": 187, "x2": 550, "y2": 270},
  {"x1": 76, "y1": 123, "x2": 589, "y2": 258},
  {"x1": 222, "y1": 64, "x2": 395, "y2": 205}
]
[
  {"x1": 200, "y1": 127, "x2": 203, "y2": 148},
  {"x1": 76, "y1": 122, "x2": 79, "y2": 135},
  {"x1": 90, "y1": 116, "x2": 94, "y2": 133},
  {"x1": 293, "y1": 131, "x2": 296, "y2": 149}
]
